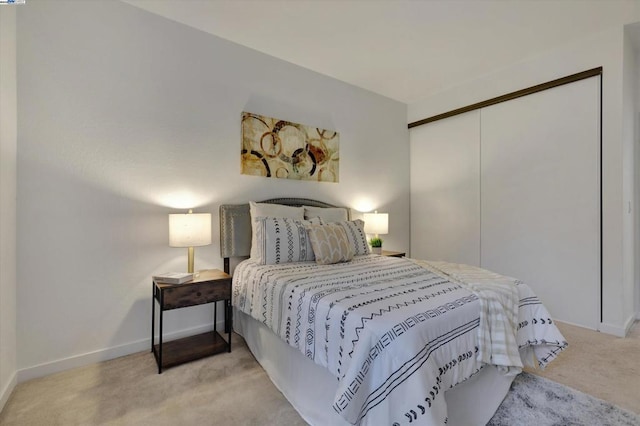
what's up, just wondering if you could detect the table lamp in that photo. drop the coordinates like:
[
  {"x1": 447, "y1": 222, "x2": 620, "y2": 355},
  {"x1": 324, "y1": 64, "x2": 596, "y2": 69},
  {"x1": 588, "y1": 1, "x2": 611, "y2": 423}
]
[
  {"x1": 169, "y1": 209, "x2": 212, "y2": 273},
  {"x1": 363, "y1": 211, "x2": 389, "y2": 254}
]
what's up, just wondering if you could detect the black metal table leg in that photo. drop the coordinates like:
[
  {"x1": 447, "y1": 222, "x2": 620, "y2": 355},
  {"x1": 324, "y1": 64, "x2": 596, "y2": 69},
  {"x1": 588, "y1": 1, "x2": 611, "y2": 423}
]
[
  {"x1": 227, "y1": 299, "x2": 232, "y2": 352},
  {"x1": 151, "y1": 281, "x2": 155, "y2": 353},
  {"x1": 158, "y1": 291, "x2": 163, "y2": 374}
]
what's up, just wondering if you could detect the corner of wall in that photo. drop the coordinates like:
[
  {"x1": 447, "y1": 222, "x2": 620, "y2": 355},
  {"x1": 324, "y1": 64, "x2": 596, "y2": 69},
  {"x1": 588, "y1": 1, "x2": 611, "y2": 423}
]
[
  {"x1": 0, "y1": 5, "x2": 19, "y2": 410},
  {"x1": 0, "y1": 372, "x2": 16, "y2": 413}
]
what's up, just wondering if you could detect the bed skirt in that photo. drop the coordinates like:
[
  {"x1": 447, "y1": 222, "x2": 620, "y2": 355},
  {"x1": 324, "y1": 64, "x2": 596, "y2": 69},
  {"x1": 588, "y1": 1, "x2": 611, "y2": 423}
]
[{"x1": 234, "y1": 309, "x2": 515, "y2": 426}]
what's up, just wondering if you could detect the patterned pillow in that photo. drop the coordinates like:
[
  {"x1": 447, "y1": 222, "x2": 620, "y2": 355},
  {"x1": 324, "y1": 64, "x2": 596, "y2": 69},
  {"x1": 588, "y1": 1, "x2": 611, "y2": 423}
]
[
  {"x1": 306, "y1": 224, "x2": 354, "y2": 265},
  {"x1": 249, "y1": 202, "x2": 304, "y2": 260},
  {"x1": 335, "y1": 219, "x2": 371, "y2": 256},
  {"x1": 254, "y1": 217, "x2": 320, "y2": 265}
]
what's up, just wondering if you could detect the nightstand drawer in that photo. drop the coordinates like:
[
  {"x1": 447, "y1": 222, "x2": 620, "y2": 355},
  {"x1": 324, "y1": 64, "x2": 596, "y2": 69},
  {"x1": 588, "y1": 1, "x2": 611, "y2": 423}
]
[{"x1": 162, "y1": 280, "x2": 231, "y2": 310}]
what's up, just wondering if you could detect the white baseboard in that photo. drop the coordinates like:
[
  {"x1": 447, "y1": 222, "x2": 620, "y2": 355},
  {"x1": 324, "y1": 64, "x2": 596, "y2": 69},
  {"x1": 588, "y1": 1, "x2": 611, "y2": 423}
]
[
  {"x1": 17, "y1": 321, "x2": 224, "y2": 383},
  {"x1": 599, "y1": 314, "x2": 637, "y2": 337},
  {"x1": 555, "y1": 319, "x2": 598, "y2": 331},
  {"x1": 0, "y1": 371, "x2": 17, "y2": 413}
]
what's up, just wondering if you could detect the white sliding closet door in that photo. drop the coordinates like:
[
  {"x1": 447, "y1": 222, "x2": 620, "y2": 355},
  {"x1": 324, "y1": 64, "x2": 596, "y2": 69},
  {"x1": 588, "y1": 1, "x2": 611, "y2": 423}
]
[
  {"x1": 410, "y1": 111, "x2": 481, "y2": 265},
  {"x1": 480, "y1": 77, "x2": 600, "y2": 329}
]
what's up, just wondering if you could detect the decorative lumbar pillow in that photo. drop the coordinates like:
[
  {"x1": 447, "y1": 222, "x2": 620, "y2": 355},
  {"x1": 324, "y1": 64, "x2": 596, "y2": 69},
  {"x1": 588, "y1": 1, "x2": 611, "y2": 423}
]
[
  {"x1": 335, "y1": 219, "x2": 371, "y2": 256},
  {"x1": 250, "y1": 202, "x2": 304, "y2": 260},
  {"x1": 254, "y1": 217, "x2": 320, "y2": 265},
  {"x1": 303, "y1": 205, "x2": 349, "y2": 223},
  {"x1": 306, "y1": 223, "x2": 355, "y2": 265}
]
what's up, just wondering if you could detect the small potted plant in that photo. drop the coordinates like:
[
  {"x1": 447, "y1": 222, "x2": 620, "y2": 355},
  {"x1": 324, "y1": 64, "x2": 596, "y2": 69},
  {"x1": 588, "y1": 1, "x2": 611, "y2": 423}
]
[{"x1": 369, "y1": 237, "x2": 383, "y2": 255}]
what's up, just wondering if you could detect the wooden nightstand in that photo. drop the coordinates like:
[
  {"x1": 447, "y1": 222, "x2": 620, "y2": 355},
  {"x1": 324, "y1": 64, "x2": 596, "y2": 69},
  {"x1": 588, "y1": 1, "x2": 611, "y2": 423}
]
[
  {"x1": 151, "y1": 269, "x2": 232, "y2": 374},
  {"x1": 382, "y1": 250, "x2": 406, "y2": 258}
]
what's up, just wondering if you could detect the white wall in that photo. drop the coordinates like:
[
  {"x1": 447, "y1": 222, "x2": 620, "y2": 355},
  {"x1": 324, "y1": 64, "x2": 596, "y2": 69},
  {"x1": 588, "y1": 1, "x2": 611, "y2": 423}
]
[
  {"x1": 0, "y1": 6, "x2": 18, "y2": 411},
  {"x1": 409, "y1": 111, "x2": 481, "y2": 266},
  {"x1": 16, "y1": 0, "x2": 409, "y2": 380},
  {"x1": 409, "y1": 26, "x2": 636, "y2": 336}
]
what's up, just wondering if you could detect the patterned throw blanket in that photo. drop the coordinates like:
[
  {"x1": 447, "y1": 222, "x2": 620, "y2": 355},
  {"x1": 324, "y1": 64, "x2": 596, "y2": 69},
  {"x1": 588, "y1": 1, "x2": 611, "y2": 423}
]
[{"x1": 233, "y1": 256, "x2": 567, "y2": 426}]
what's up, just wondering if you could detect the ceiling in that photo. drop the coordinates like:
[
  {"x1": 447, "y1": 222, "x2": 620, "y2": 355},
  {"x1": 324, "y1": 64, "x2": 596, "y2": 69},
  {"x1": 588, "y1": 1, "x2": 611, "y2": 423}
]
[{"x1": 124, "y1": 0, "x2": 640, "y2": 104}]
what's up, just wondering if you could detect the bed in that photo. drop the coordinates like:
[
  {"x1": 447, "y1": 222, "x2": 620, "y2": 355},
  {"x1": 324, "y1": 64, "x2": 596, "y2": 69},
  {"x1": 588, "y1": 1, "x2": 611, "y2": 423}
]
[{"x1": 220, "y1": 198, "x2": 567, "y2": 426}]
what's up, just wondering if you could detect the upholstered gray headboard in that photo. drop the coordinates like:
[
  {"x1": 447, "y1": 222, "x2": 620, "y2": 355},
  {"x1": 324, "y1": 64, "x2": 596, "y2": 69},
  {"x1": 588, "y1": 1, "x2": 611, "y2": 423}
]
[{"x1": 219, "y1": 197, "x2": 350, "y2": 274}]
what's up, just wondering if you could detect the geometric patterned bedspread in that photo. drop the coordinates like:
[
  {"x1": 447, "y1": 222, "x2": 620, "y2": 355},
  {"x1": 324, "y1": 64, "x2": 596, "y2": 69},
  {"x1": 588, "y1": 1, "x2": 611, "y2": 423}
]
[{"x1": 232, "y1": 255, "x2": 567, "y2": 425}]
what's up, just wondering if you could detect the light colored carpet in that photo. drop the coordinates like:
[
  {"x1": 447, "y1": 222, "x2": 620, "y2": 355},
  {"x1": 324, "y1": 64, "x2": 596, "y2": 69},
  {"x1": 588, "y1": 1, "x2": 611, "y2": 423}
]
[
  {"x1": 0, "y1": 338, "x2": 306, "y2": 426},
  {"x1": 1, "y1": 321, "x2": 638, "y2": 425},
  {"x1": 525, "y1": 321, "x2": 640, "y2": 415}
]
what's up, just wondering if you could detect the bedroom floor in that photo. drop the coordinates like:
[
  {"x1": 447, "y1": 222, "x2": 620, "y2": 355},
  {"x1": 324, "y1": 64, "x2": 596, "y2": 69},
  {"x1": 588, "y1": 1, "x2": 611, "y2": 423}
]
[
  {"x1": 524, "y1": 320, "x2": 640, "y2": 415},
  {"x1": 0, "y1": 321, "x2": 638, "y2": 425}
]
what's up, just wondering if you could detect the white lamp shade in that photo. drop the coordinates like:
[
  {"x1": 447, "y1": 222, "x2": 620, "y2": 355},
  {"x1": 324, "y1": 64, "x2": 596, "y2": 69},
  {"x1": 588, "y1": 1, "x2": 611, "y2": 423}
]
[
  {"x1": 363, "y1": 212, "x2": 389, "y2": 235},
  {"x1": 169, "y1": 212, "x2": 212, "y2": 247}
]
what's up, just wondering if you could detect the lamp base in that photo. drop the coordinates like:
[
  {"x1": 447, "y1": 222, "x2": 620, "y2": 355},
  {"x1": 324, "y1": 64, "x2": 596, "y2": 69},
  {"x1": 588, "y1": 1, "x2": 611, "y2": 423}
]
[{"x1": 187, "y1": 246, "x2": 194, "y2": 273}]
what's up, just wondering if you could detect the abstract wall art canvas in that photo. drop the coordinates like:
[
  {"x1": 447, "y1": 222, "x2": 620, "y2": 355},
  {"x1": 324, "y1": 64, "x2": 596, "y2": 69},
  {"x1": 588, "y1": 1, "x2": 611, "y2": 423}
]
[{"x1": 241, "y1": 112, "x2": 339, "y2": 183}]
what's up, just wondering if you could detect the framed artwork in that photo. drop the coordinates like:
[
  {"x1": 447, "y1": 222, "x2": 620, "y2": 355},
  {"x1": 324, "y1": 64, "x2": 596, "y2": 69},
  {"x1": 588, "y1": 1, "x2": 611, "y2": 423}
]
[{"x1": 241, "y1": 112, "x2": 339, "y2": 183}]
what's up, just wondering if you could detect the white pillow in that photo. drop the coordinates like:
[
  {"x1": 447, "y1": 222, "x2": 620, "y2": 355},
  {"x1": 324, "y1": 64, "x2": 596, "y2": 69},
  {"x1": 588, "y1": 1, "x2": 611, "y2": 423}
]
[
  {"x1": 254, "y1": 217, "x2": 321, "y2": 264},
  {"x1": 303, "y1": 205, "x2": 349, "y2": 223},
  {"x1": 335, "y1": 219, "x2": 370, "y2": 256},
  {"x1": 250, "y1": 201, "x2": 304, "y2": 260}
]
